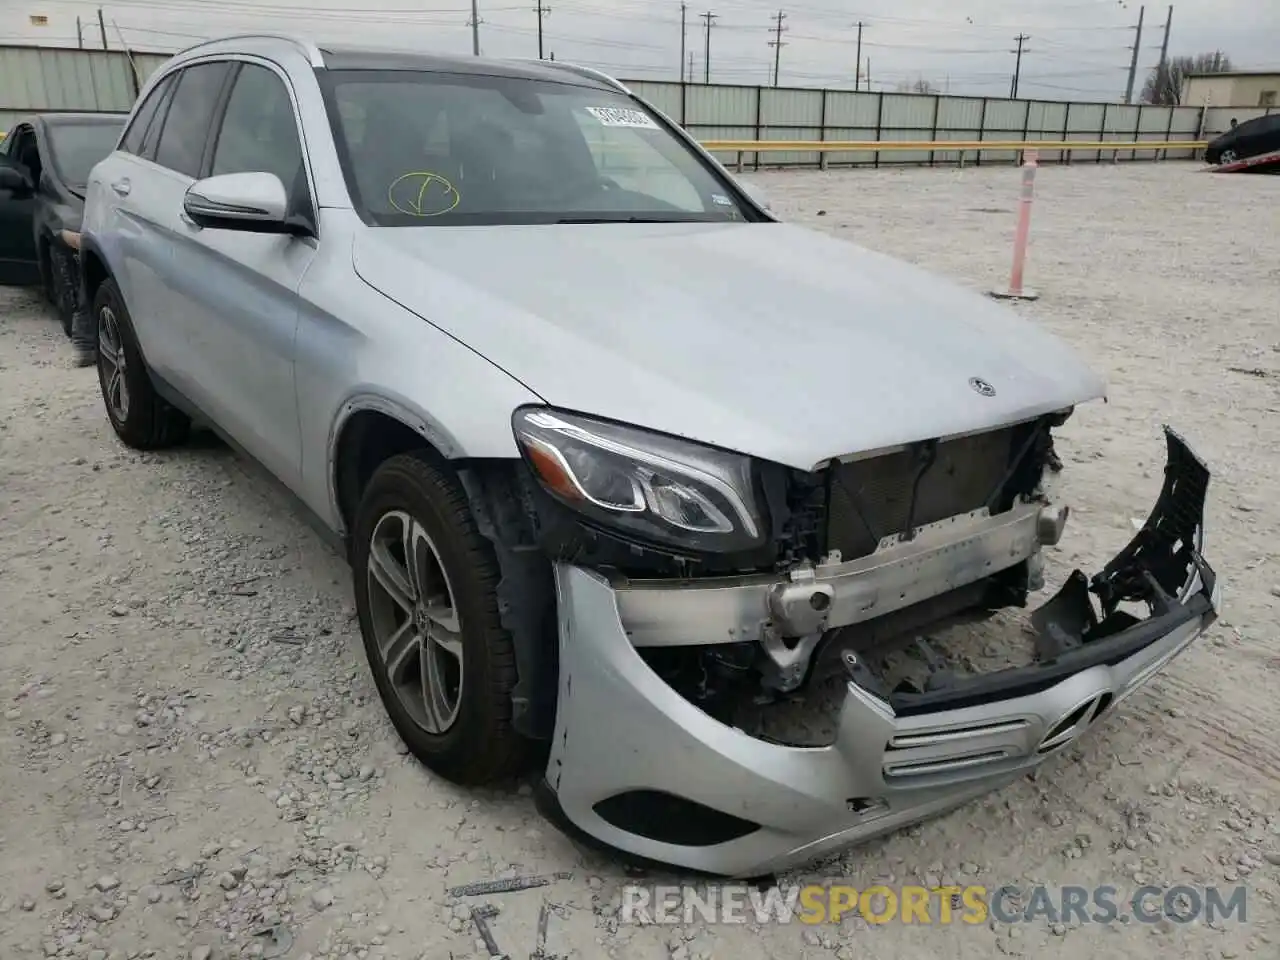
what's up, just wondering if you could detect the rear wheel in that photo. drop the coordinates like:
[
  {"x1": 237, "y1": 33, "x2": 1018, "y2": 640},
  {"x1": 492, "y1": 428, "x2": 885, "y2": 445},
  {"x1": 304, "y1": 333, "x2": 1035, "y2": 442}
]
[
  {"x1": 352, "y1": 452, "x2": 530, "y2": 785},
  {"x1": 93, "y1": 279, "x2": 190, "y2": 449},
  {"x1": 38, "y1": 239, "x2": 56, "y2": 304}
]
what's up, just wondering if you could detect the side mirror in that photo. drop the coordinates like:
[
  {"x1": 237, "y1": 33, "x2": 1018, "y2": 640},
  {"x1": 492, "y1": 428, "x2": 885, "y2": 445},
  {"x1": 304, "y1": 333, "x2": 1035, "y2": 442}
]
[
  {"x1": 740, "y1": 180, "x2": 772, "y2": 212},
  {"x1": 183, "y1": 172, "x2": 299, "y2": 234},
  {"x1": 0, "y1": 163, "x2": 33, "y2": 195}
]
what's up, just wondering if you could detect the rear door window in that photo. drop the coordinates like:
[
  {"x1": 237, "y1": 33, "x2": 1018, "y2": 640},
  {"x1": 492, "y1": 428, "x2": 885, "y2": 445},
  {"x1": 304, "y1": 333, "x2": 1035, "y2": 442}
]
[
  {"x1": 154, "y1": 62, "x2": 233, "y2": 177},
  {"x1": 138, "y1": 77, "x2": 178, "y2": 161},
  {"x1": 120, "y1": 73, "x2": 174, "y2": 157}
]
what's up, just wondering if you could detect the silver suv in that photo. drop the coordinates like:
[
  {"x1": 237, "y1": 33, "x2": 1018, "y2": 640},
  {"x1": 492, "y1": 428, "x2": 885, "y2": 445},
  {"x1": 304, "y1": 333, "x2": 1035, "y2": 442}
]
[{"x1": 79, "y1": 34, "x2": 1221, "y2": 878}]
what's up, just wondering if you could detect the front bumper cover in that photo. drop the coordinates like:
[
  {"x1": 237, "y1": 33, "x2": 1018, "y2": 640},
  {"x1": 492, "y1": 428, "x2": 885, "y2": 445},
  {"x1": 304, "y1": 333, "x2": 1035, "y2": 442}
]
[{"x1": 536, "y1": 428, "x2": 1220, "y2": 878}]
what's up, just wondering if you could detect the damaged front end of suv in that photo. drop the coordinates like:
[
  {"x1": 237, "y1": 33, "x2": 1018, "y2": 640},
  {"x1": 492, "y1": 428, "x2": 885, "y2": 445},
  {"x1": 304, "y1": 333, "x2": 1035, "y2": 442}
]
[{"x1": 460, "y1": 403, "x2": 1220, "y2": 879}]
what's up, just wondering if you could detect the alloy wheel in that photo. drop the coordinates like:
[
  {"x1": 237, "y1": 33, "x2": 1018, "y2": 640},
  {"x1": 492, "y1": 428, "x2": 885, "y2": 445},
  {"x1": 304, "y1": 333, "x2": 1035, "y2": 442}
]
[
  {"x1": 366, "y1": 509, "x2": 465, "y2": 734},
  {"x1": 98, "y1": 304, "x2": 130, "y2": 422}
]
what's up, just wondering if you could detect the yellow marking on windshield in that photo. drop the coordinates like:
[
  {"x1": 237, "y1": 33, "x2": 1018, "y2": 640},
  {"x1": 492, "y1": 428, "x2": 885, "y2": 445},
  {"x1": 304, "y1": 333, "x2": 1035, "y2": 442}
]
[{"x1": 388, "y1": 171, "x2": 461, "y2": 217}]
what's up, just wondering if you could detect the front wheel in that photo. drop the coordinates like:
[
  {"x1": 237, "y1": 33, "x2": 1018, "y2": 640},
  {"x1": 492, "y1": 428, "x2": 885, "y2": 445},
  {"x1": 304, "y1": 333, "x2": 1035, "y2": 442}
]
[
  {"x1": 1219, "y1": 149, "x2": 1238, "y2": 165},
  {"x1": 352, "y1": 452, "x2": 530, "y2": 785}
]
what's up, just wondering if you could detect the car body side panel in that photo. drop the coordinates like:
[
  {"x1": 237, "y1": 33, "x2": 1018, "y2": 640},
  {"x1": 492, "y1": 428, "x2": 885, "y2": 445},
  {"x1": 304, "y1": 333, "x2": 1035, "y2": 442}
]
[
  {"x1": 167, "y1": 224, "x2": 315, "y2": 489},
  {"x1": 0, "y1": 186, "x2": 39, "y2": 284},
  {"x1": 292, "y1": 209, "x2": 543, "y2": 534},
  {"x1": 82, "y1": 153, "x2": 191, "y2": 379},
  {"x1": 0, "y1": 123, "x2": 40, "y2": 284}
]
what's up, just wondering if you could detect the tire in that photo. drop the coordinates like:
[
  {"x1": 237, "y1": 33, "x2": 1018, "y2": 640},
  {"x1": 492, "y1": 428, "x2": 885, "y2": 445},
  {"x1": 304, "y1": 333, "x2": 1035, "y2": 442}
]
[
  {"x1": 93, "y1": 278, "x2": 191, "y2": 450},
  {"x1": 59, "y1": 296, "x2": 74, "y2": 339},
  {"x1": 1219, "y1": 149, "x2": 1237, "y2": 165},
  {"x1": 38, "y1": 239, "x2": 56, "y2": 305},
  {"x1": 48, "y1": 243, "x2": 75, "y2": 338},
  {"x1": 352, "y1": 452, "x2": 529, "y2": 785},
  {"x1": 38, "y1": 240, "x2": 75, "y2": 337}
]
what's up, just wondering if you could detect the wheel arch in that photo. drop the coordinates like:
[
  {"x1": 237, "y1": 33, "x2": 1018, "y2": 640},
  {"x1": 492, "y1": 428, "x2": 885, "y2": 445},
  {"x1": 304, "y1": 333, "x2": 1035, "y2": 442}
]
[
  {"x1": 329, "y1": 396, "x2": 560, "y2": 742},
  {"x1": 328, "y1": 395, "x2": 469, "y2": 544},
  {"x1": 78, "y1": 236, "x2": 114, "y2": 309}
]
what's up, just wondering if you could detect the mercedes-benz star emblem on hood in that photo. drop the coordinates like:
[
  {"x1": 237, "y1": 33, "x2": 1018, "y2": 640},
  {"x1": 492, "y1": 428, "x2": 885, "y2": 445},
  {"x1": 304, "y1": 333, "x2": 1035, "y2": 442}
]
[{"x1": 968, "y1": 377, "x2": 997, "y2": 397}]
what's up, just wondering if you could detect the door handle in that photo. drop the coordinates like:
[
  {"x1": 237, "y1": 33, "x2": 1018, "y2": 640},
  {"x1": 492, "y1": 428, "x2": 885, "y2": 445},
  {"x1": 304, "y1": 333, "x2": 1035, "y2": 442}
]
[{"x1": 110, "y1": 178, "x2": 131, "y2": 196}]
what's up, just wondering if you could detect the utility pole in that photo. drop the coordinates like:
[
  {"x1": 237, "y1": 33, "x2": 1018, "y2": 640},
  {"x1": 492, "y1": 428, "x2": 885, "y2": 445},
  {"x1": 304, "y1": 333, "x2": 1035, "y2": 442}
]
[
  {"x1": 97, "y1": 6, "x2": 108, "y2": 49},
  {"x1": 854, "y1": 20, "x2": 863, "y2": 91},
  {"x1": 1124, "y1": 5, "x2": 1144, "y2": 103},
  {"x1": 700, "y1": 11, "x2": 716, "y2": 84},
  {"x1": 679, "y1": 3, "x2": 687, "y2": 83},
  {"x1": 768, "y1": 10, "x2": 787, "y2": 87},
  {"x1": 1157, "y1": 5, "x2": 1173, "y2": 101},
  {"x1": 1010, "y1": 33, "x2": 1029, "y2": 98},
  {"x1": 469, "y1": 0, "x2": 482, "y2": 56},
  {"x1": 533, "y1": 0, "x2": 549, "y2": 59},
  {"x1": 76, "y1": 16, "x2": 84, "y2": 48}
]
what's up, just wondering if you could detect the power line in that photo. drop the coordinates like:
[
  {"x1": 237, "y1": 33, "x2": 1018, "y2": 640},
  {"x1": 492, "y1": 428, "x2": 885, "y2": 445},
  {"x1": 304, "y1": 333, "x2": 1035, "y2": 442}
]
[
  {"x1": 699, "y1": 10, "x2": 716, "y2": 83},
  {"x1": 484, "y1": 23, "x2": 667, "y2": 52},
  {"x1": 768, "y1": 10, "x2": 787, "y2": 87},
  {"x1": 533, "y1": 0, "x2": 550, "y2": 59},
  {"x1": 36, "y1": 0, "x2": 527, "y2": 22},
  {"x1": 853, "y1": 19, "x2": 863, "y2": 90},
  {"x1": 1010, "y1": 32, "x2": 1029, "y2": 97},
  {"x1": 1124, "y1": 4, "x2": 1145, "y2": 103},
  {"x1": 468, "y1": 0, "x2": 482, "y2": 55},
  {"x1": 1156, "y1": 4, "x2": 1173, "y2": 101},
  {"x1": 679, "y1": 2, "x2": 687, "y2": 83}
]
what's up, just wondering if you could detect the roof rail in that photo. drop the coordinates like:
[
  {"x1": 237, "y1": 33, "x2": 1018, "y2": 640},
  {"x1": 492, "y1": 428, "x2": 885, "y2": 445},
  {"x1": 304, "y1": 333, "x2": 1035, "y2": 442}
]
[
  {"x1": 509, "y1": 58, "x2": 631, "y2": 95},
  {"x1": 170, "y1": 33, "x2": 325, "y2": 68}
]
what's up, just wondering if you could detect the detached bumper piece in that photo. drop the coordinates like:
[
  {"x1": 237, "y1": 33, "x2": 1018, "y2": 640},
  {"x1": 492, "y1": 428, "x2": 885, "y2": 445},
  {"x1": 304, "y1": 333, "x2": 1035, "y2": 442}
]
[
  {"x1": 874, "y1": 426, "x2": 1217, "y2": 717},
  {"x1": 538, "y1": 427, "x2": 1219, "y2": 879}
]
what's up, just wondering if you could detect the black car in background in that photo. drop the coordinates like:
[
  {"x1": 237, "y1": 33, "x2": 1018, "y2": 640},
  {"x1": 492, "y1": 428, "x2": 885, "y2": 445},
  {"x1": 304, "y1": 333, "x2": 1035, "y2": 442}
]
[
  {"x1": 0, "y1": 112, "x2": 127, "y2": 334},
  {"x1": 1204, "y1": 113, "x2": 1280, "y2": 166}
]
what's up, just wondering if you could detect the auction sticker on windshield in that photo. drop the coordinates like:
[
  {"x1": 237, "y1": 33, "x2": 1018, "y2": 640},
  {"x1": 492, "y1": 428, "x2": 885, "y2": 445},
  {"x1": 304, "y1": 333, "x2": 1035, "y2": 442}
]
[{"x1": 585, "y1": 106, "x2": 660, "y2": 129}]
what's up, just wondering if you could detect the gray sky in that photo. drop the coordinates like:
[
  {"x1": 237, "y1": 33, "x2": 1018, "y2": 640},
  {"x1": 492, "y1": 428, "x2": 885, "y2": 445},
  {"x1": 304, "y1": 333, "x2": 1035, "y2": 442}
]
[{"x1": 2, "y1": 0, "x2": 1275, "y2": 100}]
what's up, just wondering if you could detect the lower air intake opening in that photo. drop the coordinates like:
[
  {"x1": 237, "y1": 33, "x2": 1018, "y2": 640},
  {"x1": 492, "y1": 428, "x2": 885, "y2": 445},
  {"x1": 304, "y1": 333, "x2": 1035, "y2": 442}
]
[{"x1": 592, "y1": 790, "x2": 760, "y2": 846}]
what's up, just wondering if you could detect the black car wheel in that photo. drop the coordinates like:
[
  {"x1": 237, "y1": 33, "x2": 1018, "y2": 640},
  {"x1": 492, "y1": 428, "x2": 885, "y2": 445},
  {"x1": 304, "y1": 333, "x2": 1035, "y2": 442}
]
[
  {"x1": 39, "y1": 240, "x2": 56, "y2": 304},
  {"x1": 352, "y1": 451, "x2": 531, "y2": 785},
  {"x1": 1219, "y1": 149, "x2": 1238, "y2": 165},
  {"x1": 93, "y1": 278, "x2": 190, "y2": 449}
]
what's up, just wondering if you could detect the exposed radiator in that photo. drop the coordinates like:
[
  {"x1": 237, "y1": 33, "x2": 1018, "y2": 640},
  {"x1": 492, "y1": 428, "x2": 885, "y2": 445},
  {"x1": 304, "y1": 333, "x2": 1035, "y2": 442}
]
[{"x1": 825, "y1": 427, "x2": 1017, "y2": 560}]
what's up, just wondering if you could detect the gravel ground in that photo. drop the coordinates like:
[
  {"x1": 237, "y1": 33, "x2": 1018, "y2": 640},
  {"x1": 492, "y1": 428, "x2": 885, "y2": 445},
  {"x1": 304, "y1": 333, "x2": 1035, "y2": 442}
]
[{"x1": 2, "y1": 161, "x2": 1278, "y2": 960}]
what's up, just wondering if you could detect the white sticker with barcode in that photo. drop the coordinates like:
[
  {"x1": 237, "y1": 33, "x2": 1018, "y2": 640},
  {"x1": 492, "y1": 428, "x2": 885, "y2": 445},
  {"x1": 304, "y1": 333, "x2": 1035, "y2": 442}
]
[{"x1": 585, "y1": 106, "x2": 660, "y2": 129}]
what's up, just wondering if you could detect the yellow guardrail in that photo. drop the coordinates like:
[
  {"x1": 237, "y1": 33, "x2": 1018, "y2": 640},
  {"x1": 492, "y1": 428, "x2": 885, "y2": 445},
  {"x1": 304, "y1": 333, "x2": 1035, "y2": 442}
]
[
  {"x1": 699, "y1": 139, "x2": 1207, "y2": 153},
  {"x1": 0, "y1": 130, "x2": 1202, "y2": 154}
]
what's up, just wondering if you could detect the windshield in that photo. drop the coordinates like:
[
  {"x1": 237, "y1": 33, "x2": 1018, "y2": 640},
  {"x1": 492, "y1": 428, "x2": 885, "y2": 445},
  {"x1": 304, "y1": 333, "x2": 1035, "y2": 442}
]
[
  {"x1": 46, "y1": 119, "x2": 125, "y2": 187},
  {"x1": 321, "y1": 69, "x2": 754, "y2": 226}
]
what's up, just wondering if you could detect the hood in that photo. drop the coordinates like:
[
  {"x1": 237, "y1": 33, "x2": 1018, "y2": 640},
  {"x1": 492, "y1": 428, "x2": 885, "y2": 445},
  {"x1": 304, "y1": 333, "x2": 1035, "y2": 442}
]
[{"x1": 352, "y1": 221, "x2": 1106, "y2": 470}]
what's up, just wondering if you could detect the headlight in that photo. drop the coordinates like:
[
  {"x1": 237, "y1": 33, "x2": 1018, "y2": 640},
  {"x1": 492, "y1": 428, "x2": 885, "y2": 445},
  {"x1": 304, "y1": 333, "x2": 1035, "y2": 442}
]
[{"x1": 512, "y1": 407, "x2": 765, "y2": 554}]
